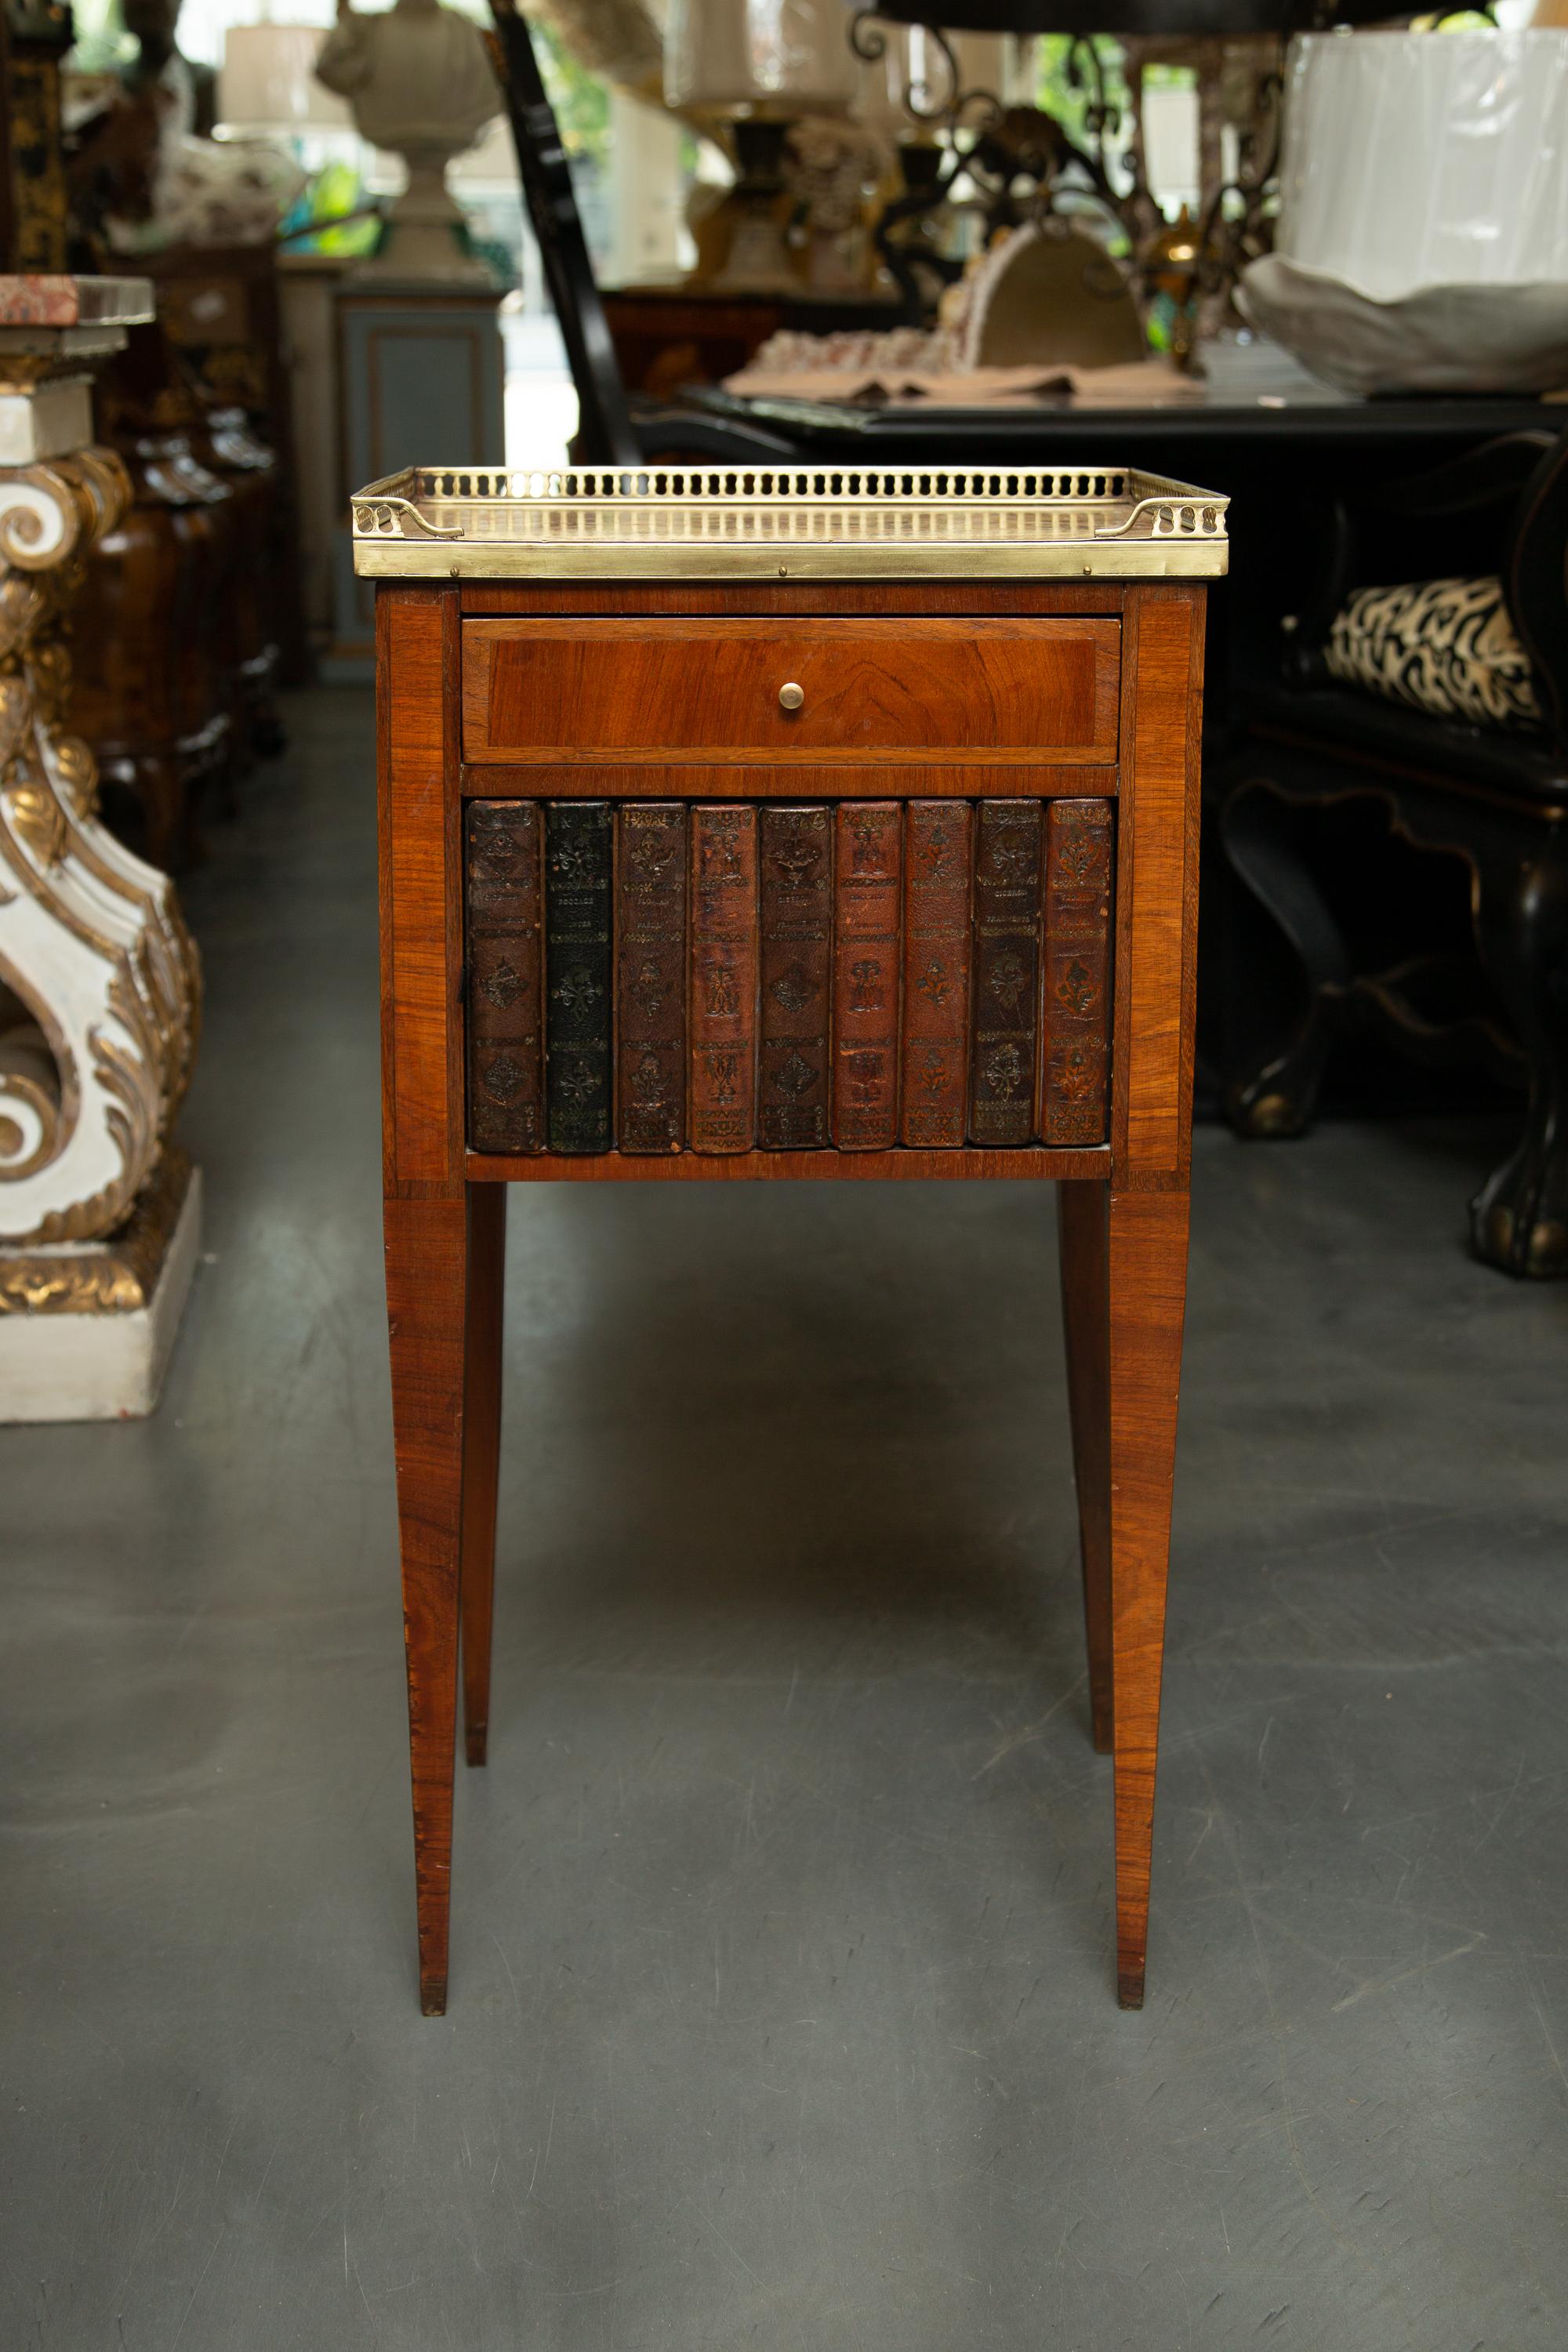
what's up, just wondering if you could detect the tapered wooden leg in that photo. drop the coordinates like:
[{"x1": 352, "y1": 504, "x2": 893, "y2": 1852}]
[
  {"x1": 461, "y1": 1184, "x2": 506, "y2": 1768},
  {"x1": 1057, "y1": 1180, "x2": 1113, "y2": 1754},
  {"x1": 1107, "y1": 1185, "x2": 1191, "y2": 2011},
  {"x1": 385, "y1": 1190, "x2": 468, "y2": 2016}
]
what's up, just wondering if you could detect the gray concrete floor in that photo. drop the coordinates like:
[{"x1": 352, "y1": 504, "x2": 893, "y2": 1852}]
[{"x1": 5, "y1": 688, "x2": 1568, "y2": 2352}]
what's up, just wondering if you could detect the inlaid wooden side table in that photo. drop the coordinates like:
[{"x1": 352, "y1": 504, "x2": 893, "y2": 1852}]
[{"x1": 358, "y1": 465, "x2": 1228, "y2": 2014}]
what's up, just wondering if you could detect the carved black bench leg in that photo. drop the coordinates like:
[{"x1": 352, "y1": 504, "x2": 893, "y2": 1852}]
[
  {"x1": 1216, "y1": 777, "x2": 1353, "y2": 1138},
  {"x1": 1470, "y1": 839, "x2": 1568, "y2": 1276}
]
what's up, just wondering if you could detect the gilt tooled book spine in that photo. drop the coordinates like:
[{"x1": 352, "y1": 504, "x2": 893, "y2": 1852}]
[
  {"x1": 1040, "y1": 798, "x2": 1114, "y2": 1146},
  {"x1": 615, "y1": 803, "x2": 688, "y2": 1152},
  {"x1": 465, "y1": 799, "x2": 544, "y2": 1154},
  {"x1": 544, "y1": 800, "x2": 613, "y2": 1153},
  {"x1": 833, "y1": 800, "x2": 902, "y2": 1149},
  {"x1": 969, "y1": 800, "x2": 1044, "y2": 1147},
  {"x1": 688, "y1": 804, "x2": 759, "y2": 1153},
  {"x1": 899, "y1": 800, "x2": 973, "y2": 1149},
  {"x1": 758, "y1": 804, "x2": 833, "y2": 1149}
]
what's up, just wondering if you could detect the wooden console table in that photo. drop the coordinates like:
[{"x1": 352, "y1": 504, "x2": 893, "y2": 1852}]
[{"x1": 359, "y1": 465, "x2": 1229, "y2": 2014}]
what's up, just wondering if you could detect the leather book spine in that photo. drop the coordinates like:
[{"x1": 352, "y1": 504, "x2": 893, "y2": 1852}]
[
  {"x1": 688, "y1": 804, "x2": 759, "y2": 1153},
  {"x1": 899, "y1": 800, "x2": 973, "y2": 1149},
  {"x1": 544, "y1": 800, "x2": 613, "y2": 1153},
  {"x1": 615, "y1": 802, "x2": 688, "y2": 1152},
  {"x1": 969, "y1": 800, "x2": 1044, "y2": 1147},
  {"x1": 833, "y1": 800, "x2": 902, "y2": 1150},
  {"x1": 1040, "y1": 797, "x2": 1114, "y2": 1146},
  {"x1": 465, "y1": 799, "x2": 545, "y2": 1154},
  {"x1": 758, "y1": 804, "x2": 833, "y2": 1149}
]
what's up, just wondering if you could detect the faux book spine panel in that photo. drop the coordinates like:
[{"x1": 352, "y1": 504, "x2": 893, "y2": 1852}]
[
  {"x1": 544, "y1": 802, "x2": 613, "y2": 1152},
  {"x1": 466, "y1": 800, "x2": 545, "y2": 1153},
  {"x1": 900, "y1": 800, "x2": 973, "y2": 1149},
  {"x1": 969, "y1": 800, "x2": 1043, "y2": 1147},
  {"x1": 1041, "y1": 798, "x2": 1113, "y2": 1146},
  {"x1": 689, "y1": 804, "x2": 759, "y2": 1154},
  {"x1": 615, "y1": 803, "x2": 687, "y2": 1152},
  {"x1": 833, "y1": 801, "x2": 902, "y2": 1149},
  {"x1": 760, "y1": 805, "x2": 833, "y2": 1149},
  {"x1": 463, "y1": 797, "x2": 1114, "y2": 1156}
]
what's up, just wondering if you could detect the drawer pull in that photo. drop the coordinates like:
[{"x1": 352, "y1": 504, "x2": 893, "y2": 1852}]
[{"x1": 778, "y1": 681, "x2": 805, "y2": 713}]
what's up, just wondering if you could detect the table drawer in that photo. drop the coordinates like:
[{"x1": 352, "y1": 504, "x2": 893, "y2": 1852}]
[{"x1": 461, "y1": 617, "x2": 1120, "y2": 765}]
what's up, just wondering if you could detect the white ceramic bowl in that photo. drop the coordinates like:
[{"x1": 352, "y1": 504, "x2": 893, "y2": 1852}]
[{"x1": 1237, "y1": 254, "x2": 1568, "y2": 398}]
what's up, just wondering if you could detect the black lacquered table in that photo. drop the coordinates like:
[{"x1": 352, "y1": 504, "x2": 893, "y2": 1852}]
[{"x1": 688, "y1": 385, "x2": 1557, "y2": 704}]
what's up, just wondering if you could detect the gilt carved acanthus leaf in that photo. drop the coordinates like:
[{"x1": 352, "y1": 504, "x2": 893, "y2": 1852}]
[{"x1": 5, "y1": 780, "x2": 69, "y2": 866}]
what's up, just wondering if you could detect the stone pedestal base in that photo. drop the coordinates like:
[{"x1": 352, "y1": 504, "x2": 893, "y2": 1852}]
[
  {"x1": 0, "y1": 1152, "x2": 202, "y2": 1423},
  {"x1": 349, "y1": 168, "x2": 498, "y2": 287}
]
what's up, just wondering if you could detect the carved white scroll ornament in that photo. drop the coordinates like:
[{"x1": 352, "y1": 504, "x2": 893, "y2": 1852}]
[{"x1": 0, "y1": 448, "x2": 201, "y2": 1250}]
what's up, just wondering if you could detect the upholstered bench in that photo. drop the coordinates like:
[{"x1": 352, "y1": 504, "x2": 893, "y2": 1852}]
[{"x1": 1212, "y1": 426, "x2": 1568, "y2": 1278}]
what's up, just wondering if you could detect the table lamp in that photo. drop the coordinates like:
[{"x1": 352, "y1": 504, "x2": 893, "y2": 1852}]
[
  {"x1": 216, "y1": 24, "x2": 354, "y2": 136},
  {"x1": 666, "y1": 0, "x2": 858, "y2": 288}
]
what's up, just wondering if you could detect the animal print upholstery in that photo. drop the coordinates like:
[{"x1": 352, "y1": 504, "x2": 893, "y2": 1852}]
[{"x1": 1324, "y1": 575, "x2": 1541, "y2": 731}]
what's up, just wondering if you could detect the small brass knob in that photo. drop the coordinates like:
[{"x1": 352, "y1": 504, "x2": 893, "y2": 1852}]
[{"x1": 778, "y1": 681, "x2": 804, "y2": 713}]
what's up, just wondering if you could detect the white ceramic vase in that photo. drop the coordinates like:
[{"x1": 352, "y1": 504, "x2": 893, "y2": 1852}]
[
  {"x1": 1240, "y1": 30, "x2": 1568, "y2": 397},
  {"x1": 1276, "y1": 29, "x2": 1568, "y2": 299}
]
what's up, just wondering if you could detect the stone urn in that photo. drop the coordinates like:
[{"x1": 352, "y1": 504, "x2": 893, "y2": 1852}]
[{"x1": 314, "y1": 0, "x2": 502, "y2": 283}]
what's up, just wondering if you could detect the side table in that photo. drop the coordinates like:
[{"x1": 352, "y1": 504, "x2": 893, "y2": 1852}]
[{"x1": 358, "y1": 464, "x2": 1228, "y2": 2013}]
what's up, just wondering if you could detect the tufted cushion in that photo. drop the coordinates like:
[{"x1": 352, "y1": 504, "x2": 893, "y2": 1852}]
[{"x1": 1324, "y1": 575, "x2": 1542, "y2": 731}]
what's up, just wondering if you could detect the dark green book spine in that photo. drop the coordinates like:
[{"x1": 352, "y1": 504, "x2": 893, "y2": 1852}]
[{"x1": 545, "y1": 801, "x2": 612, "y2": 1153}]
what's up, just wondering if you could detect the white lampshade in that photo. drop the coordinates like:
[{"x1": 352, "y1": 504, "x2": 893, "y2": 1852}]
[
  {"x1": 218, "y1": 24, "x2": 354, "y2": 133},
  {"x1": 1277, "y1": 29, "x2": 1568, "y2": 299},
  {"x1": 665, "y1": 0, "x2": 858, "y2": 114},
  {"x1": 1140, "y1": 84, "x2": 1200, "y2": 213}
]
